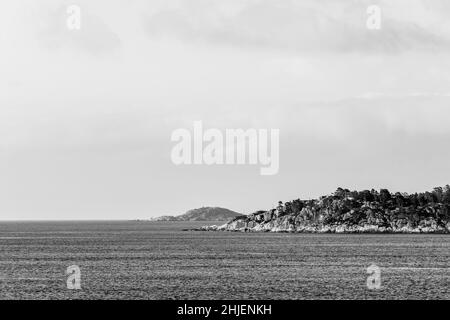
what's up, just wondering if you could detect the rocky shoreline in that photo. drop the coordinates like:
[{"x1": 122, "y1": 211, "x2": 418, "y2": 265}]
[
  {"x1": 196, "y1": 219, "x2": 449, "y2": 233},
  {"x1": 193, "y1": 187, "x2": 450, "y2": 234}
]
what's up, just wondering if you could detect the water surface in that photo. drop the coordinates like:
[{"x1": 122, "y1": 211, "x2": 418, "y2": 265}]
[{"x1": 0, "y1": 221, "x2": 448, "y2": 299}]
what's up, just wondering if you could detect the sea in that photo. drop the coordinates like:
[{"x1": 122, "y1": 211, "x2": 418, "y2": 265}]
[{"x1": 0, "y1": 221, "x2": 448, "y2": 300}]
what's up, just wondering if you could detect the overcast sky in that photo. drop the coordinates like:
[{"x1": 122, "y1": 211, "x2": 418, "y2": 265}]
[{"x1": 2, "y1": 0, "x2": 450, "y2": 220}]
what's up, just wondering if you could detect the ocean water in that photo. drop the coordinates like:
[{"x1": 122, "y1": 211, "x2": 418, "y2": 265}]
[{"x1": 0, "y1": 221, "x2": 448, "y2": 300}]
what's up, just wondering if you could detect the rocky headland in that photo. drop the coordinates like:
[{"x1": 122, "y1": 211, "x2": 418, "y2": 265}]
[{"x1": 197, "y1": 187, "x2": 450, "y2": 233}]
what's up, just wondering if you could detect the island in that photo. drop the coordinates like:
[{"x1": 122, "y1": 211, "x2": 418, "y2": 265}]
[
  {"x1": 150, "y1": 206, "x2": 242, "y2": 222},
  {"x1": 196, "y1": 186, "x2": 450, "y2": 233}
]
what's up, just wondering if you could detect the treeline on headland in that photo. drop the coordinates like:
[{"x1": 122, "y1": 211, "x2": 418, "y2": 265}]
[{"x1": 200, "y1": 186, "x2": 450, "y2": 233}]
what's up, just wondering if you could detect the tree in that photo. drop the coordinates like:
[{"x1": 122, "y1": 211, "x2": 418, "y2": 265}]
[
  {"x1": 443, "y1": 185, "x2": 450, "y2": 203},
  {"x1": 284, "y1": 201, "x2": 293, "y2": 215},
  {"x1": 371, "y1": 189, "x2": 379, "y2": 202},
  {"x1": 409, "y1": 193, "x2": 419, "y2": 206},
  {"x1": 359, "y1": 190, "x2": 375, "y2": 202},
  {"x1": 394, "y1": 192, "x2": 406, "y2": 207},
  {"x1": 291, "y1": 199, "x2": 304, "y2": 214},
  {"x1": 433, "y1": 187, "x2": 444, "y2": 203},
  {"x1": 424, "y1": 192, "x2": 437, "y2": 204},
  {"x1": 276, "y1": 201, "x2": 285, "y2": 217},
  {"x1": 334, "y1": 187, "x2": 346, "y2": 198},
  {"x1": 379, "y1": 189, "x2": 391, "y2": 205}
]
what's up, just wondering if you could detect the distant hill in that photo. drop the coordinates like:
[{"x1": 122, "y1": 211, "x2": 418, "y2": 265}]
[{"x1": 151, "y1": 207, "x2": 243, "y2": 221}]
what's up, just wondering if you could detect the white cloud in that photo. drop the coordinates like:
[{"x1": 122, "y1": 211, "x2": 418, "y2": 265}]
[{"x1": 143, "y1": 0, "x2": 450, "y2": 53}]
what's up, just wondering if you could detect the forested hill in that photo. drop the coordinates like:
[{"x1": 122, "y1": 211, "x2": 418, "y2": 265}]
[{"x1": 200, "y1": 186, "x2": 450, "y2": 233}]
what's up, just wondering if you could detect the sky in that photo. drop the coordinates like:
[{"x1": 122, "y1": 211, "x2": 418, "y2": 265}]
[{"x1": 2, "y1": 0, "x2": 450, "y2": 220}]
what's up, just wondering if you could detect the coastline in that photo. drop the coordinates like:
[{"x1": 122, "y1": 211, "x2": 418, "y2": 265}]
[
  {"x1": 195, "y1": 222, "x2": 450, "y2": 234},
  {"x1": 194, "y1": 215, "x2": 450, "y2": 234}
]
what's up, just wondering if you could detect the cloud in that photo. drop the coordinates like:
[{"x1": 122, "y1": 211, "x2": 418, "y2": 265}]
[
  {"x1": 143, "y1": 0, "x2": 450, "y2": 54},
  {"x1": 282, "y1": 94, "x2": 450, "y2": 139},
  {"x1": 35, "y1": 3, "x2": 121, "y2": 54}
]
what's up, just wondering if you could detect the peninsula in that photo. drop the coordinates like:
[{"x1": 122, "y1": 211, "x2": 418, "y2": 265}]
[{"x1": 198, "y1": 187, "x2": 450, "y2": 233}]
